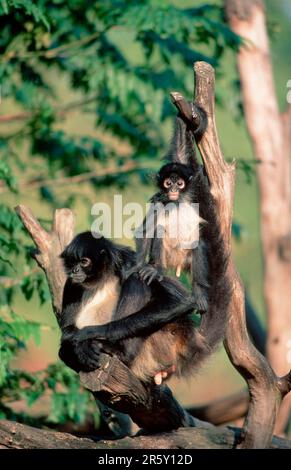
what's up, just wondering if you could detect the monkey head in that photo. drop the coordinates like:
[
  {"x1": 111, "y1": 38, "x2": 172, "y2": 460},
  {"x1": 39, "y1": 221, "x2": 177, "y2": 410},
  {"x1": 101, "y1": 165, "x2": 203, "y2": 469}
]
[
  {"x1": 156, "y1": 163, "x2": 194, "y2": 201},
  {"x1": 61, "y1": 231, "x2": 134, "y2": 285},
  {"x1": 61, "y1": 232, "x2": 113, "y2": 284}
]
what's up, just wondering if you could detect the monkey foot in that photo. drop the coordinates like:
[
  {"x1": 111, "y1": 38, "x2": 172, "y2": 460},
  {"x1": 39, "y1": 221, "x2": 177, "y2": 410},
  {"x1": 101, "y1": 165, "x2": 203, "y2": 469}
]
[{"x1": 154, "y1": 365, "x2": 176, "y2": 385}]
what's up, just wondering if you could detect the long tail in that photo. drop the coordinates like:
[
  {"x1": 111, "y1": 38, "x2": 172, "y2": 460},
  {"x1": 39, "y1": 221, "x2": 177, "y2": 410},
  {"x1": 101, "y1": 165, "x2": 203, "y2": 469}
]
[{"x1": 192, "y1": 169, "x2": 231, "y2": 365}]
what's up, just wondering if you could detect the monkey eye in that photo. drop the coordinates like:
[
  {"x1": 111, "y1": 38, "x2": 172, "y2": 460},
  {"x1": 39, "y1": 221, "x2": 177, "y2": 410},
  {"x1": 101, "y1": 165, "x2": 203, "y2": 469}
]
[
  {"x1": 177, "y1": 179, "x2": 185, "y2": 189},
  {"x1": 164, "y1": 178, "x2": 171, "y2": 188},
  {"x1": 80, "y1": 257, "x2": 91, "y2": 267}
]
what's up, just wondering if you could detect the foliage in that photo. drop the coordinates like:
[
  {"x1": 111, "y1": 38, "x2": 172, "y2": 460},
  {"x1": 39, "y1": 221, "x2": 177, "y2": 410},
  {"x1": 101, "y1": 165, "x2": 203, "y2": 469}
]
[{"x1": 0, "y1": 0, "x2": 241, "y2": 427}]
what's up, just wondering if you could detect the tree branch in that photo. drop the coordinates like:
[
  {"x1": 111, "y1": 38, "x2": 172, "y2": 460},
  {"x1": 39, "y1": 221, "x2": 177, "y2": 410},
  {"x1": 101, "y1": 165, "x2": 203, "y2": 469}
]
[
  {"x1": 188, "y1": 297, "x2": 266, "y2": 427},
  {"x1": 0, "y1": 95, "x2": 98, "y2": 124},
  {"x1": 1, "y1": 31, "x2": 102, "y2": 62},
  {"x1": 187, "y1": 390, "x2": 249, "y2": 426},
  {"x1": 15, "y1": 205, "x2": 74, "y2": 321},
  {"x1": 1, "y1": 419, "x2": 290, "y2": 449},
  {"x1": 170, "y1": 61, "x2": 291, "y2": 448},
  {"x1": 0, "y1": 161, "x2": 152, "y2": 194}
]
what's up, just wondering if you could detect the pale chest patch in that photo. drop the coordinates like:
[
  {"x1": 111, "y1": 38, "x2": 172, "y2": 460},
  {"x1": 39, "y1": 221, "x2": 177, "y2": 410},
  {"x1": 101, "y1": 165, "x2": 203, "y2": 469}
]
[
  {"x1": 156, "y1": 203, "x2": 205, "y2": 276},
  {"x1": 76, "y1": 276, "x2": 121, "y2": 329}
]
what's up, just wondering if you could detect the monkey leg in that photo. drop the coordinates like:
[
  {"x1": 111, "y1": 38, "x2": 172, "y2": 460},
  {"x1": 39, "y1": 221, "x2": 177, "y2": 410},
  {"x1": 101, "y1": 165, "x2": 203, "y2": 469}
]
[{"x1": 191, "y1": 242, "x2": 209, "y2": 313}]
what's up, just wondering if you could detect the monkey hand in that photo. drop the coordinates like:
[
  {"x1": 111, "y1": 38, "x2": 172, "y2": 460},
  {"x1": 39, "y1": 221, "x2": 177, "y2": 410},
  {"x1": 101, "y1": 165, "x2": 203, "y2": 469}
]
[
  {"x1": 123, "y1": 263, "x2": 142, "y2": 280},
  {"x1": 74, "y1": 339, "x2": 103, "y2": 372},
  {"x1": 139, "y1": 264, "x2": 163, "y2": 285}
]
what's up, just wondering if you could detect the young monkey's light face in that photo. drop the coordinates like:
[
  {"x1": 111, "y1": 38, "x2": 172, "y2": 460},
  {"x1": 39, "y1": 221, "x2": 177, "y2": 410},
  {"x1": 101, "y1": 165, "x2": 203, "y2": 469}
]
[{"x1": 163, "y1": 172, "x2": 186, "y2": 201}]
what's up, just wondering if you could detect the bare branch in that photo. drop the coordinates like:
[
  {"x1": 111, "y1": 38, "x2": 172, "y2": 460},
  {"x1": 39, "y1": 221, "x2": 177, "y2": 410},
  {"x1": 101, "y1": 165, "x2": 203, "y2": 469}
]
[
  {"x1": 1, "y1": 419, "x2": 290, "y2": 449},
  {"x1": 187, "y1": 390, "x2": 249, "y2": 425},
  {"x1": 0, "y1": 95, "x2": 98, "y2": 124},
  {"x1": 15, "y1": 205, "x2": 51, "y2": 255},
  {"x1": 171, "y1": 61, "x2": 289, "y2": 448},
  {"x1": 277, "y1": 372, "x2": 291, "y2": 397},
  {"x1": 1, "y1": 31, "x2": 101, "y2": 62},
  {"x1": 15, "y1": 205, "x2": 74, "y2": 319},
  {"x1": 0, "y1": 161, "x2": 153, "y2": 194}
]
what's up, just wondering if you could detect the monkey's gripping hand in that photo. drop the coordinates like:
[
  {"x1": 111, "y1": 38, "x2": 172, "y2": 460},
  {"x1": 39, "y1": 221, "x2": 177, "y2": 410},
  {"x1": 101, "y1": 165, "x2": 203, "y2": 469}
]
[
  {"x1": 59, "y1": 337, "x2": 103, "y2": 373},
  {"x1": 124, "y1": 263, "x2": 163, "y2": 285},
  {"x1": 139, "y1": 264, "x2": 163, "y2": 285}
]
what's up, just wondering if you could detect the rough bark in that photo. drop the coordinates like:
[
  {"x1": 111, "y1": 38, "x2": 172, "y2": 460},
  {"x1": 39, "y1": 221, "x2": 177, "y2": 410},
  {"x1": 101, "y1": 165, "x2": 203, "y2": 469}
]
[
  {"x1": 170, "y1": 62, "x2": 291, "y2": 448},
  {"x1": 1, "y1": 420, "x2": 290, "y2": 449},
  {"x1": 226, "y1": 0, "x2": 291, "y2": 435},
  {"x1": 245, "y1": 294, "x2": 266, "y2": 355}
]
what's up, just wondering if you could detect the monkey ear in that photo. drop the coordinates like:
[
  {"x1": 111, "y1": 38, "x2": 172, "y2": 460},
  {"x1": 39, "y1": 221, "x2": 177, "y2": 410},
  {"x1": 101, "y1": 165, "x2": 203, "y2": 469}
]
[{"x1": 100, "y1": 249, "x2": 106, "y2": 255}]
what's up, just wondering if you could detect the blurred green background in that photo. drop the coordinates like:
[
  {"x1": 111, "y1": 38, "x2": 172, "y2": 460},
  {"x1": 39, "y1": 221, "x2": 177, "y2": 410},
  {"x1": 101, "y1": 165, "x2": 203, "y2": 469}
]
[{"x1": 0, "y1": 0, "x2": 290, "y2": 428}]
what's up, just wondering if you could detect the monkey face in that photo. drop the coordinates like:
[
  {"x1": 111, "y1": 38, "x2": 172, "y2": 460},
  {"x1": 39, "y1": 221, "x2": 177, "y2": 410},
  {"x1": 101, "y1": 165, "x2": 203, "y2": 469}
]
[
  {"x1": 163, "y1": 173, "x2": 186, "y2": 201},
  {"x1": 156, "y1": 163, "x2": 194, "y2": 201},
  {"x1": 62, "y1": 256, "x2": 93, "y2": 284}
]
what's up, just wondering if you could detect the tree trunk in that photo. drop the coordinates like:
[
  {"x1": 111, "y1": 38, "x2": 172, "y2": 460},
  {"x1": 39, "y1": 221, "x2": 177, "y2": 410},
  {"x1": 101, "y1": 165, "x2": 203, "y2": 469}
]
[{"x1": 225, "y1": 0, "x2": 291, "y2": 434}]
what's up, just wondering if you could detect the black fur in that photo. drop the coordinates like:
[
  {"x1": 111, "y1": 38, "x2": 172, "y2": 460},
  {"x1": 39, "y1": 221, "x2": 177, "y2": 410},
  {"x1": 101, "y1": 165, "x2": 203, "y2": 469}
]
[
  {"x1": 135, "y1": 116, "x2": 210, "y2": 311},
  {"x1": 59, "y1": 232, "x2": 199, "y2": 380},
  {"x1": 166, "y1": 108, "x2": 206, "y2": 166},
  {"x1": 134, "y1": 111, "x2": 231, "y2": 366}
]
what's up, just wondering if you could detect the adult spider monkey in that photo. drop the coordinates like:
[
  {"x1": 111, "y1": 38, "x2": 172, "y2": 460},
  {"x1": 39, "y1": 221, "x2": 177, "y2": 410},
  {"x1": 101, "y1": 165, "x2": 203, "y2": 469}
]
[
  {"x1": 59, "y1": 232, "x2": 200, "y2": 384},
  {"x1": 59, "y1": 226, "x2": 230, "y2": 385},
  {"x1": 134, "y1": 108, "x2": 210, "y2": 312}
]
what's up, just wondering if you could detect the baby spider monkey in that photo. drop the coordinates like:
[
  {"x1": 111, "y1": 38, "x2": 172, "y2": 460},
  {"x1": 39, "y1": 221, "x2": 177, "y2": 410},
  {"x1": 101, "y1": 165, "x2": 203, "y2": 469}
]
[{"x1": 135, "y1": 108, "x2": 210, "y2": 312}]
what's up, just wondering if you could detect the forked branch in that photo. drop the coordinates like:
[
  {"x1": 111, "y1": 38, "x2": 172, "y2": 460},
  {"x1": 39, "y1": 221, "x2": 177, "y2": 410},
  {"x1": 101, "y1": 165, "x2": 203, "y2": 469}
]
[{"x1": 171, "y1": 61, "x2": 291, "y2": 448}]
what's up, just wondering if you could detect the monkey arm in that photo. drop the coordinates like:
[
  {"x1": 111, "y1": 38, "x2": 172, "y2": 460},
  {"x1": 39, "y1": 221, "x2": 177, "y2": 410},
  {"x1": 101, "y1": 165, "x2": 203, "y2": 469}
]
[
  {"x1": 75, "y1": 299, "x2": 195, "y2": 342},
  {"x1": 75, "y1": 278, "x2": 196, "y2": 343},
  {"x1": 124, "y1": 211, "x2": 159, "y2": 281},
  {"x1": 58, "y1": 297, "x2": 103, "y2": 373},
  {"x1": 59, "y1": 329, "x2": 104, "y2": 373},
  {"x1": 135, "y1": 209, "x2": 155, "y2": 266}
]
